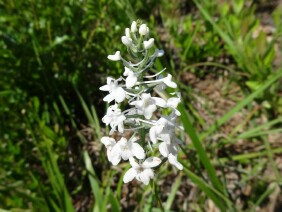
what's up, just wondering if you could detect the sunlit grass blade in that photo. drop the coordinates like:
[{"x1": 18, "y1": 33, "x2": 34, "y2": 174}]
[
  {"x1": 218, "y1": 147, "x2": 282, "y2": 164},
  {"x1": 178, "y1": 103, "x2": 226, "y2": 196},
  {"x1": 180, "y1": 162, "x2": 232, "y2": 211},
  {"x1": 164, "y1": 174, "x2": 182, "y2": 211},
  {"x1": 251, "y1": 182, "x2": 279, "y2": 211},
  {"x1": 200, "y1": 69, "x2": 282, "y2": 140}
]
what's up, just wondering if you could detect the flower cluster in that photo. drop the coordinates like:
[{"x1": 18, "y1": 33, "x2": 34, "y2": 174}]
[{"x1": 100, "y1": 20, "x2": 183, "y2": 185}]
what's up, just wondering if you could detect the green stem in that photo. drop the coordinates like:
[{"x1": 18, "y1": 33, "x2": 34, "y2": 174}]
[{"x1": 150, "y1": 180, "x2": 164, "y2": 212}]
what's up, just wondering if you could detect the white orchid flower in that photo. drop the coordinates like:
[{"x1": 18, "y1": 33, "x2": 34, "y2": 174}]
[
  {"x1": 110, "y1": 137, "x2": 145, "y2": 166},
  {"x1": 131, "y1": 21, "x2": 137, "y2": 32},
  {"x1": 143, "y1": 38, "x2": 154, "y2": 49},
  {"x1": 159, "y1": 141, "x2": 183, "y2": 170},
  {"x1": 99, "y1": 77, "x2": 126, "y2": 103},
  {"x1": 123, "y1": 157, "x2": 161, "y2": 185},
  {"x1": 125, "y1": 28, "x2": 130, "y2": 38},
  {"x1": 101, "y1": 136, "x2": 116, "y2": 162},
  {"x1": 123, "y1": 67, "x2": 138, "y2": 88},
  {"x1": 121, "y1": 36, "x2": 133, "y2": 47},
  {"x1": 139, "y1": 24, "x2": 148, "y2": 36},
  {"x1": 107, "y1": 51, "x2": 121, "y2": 61},
  {"x1": 130, "y1": 93, "x2": 166, "y2": 119},
  {"x1": 166, "y1": 97, "x2": 181, "y2": 116},
  {"x1": 102, "y1": 104, "x2": 126, "y2": 135}
]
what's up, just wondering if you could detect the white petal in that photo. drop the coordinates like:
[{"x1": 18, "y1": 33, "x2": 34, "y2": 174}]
[
  {"x1": 144, "y1": 104, "x2": 156, "y2": 119},
  {"x1": 143, "y1": 38, "x2": 154, "y2": 49},
  {"x1": 107, "y1": 149, "x2": 112, "y2": 161},
  {"x1": 103, "y1": 93, "x2": 115, "y2": 103},
  {"x1": 101, "y1": 137, "x2": 115, "y2": 147},
  {"x1": 168, "y1": 154, "x2": 183, "y2": 170},
  {"x1": 123, "y1": 168, "x2": 137, "y2": 183},
  {"x1": 118, "y1": 123, "x2": 124, "y2": 133},
  {"x1": 118, "y1": 137, "x2": 127, "y2": 145},
  {"x1": 143, "y1": 157, "x2": 162, "y2": 168},
  {"x1": 131, "y1": 143, "x2": 145, "y2": 159},
  {"x1": 114, "y1": 87, "x2": 126, "y2": 103},
  {"x1": 129, "y1": 157, "x2": 140, "y2": 168},
  {"x1": 139, "y1": 170, "x2": 151, "y2": 185},
  {"x1": 163, "y1": 74, "x2": 177, "y2": 88},
  {"x1": 139, "y1": 24, "x2": 148, "y2": 36},
  {"x1": 107, "y1": 51, "x2": 121, "y2": 61},
  {"x1": 123, "y1": 67, "x2": 131, "y2": 76},
  {"x1": 121, "y1": 150, "x2": 132, "y2": 160},
  {"x1": 110, "y1": 153, "x2": 121, "y2": 166},
  {"x1": 110, "y1": 144, "x2": 121, "y2": 165},
  {"x1": 99, "y1": 84, "x2": 110, "y2": 91},
  {"x1": 149, "y1": 126, "x2": 158, "y2": 144},
  {"x1": 159, "y1": 142, "x2": 169, "y2": 157},
  {"x1": 131, "y1": 21, "x2": 137, "y2": 33},
  {"x1": 143, "y1": 168, "x2": 154, "y2": 179},
  {"x1": 167, "y1": 97, "x2": 181, "y2": 108},
  {"x1": 157, "y1": 49, "x2": 164, "y2": 57},
  {"x1": 125, "y1": 28, "x2": 130, "y2": 38},
  {"x1": 121, "y1": 36, "x2": 132, "y2": 46},
  {"x1": 126, "y1": 74, "x2": 137, "y2": 88},
  {"x1": 152, "y1": 97, "x2": 166, "y2": 107}
]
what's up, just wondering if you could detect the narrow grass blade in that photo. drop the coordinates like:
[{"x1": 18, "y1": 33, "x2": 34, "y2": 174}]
[
  {"x1": 200, "y1": 69, "x2": 282, "y2": 140},
  {"x1": 165, "y1": 174, "x2": 182, "y2": 211},
  {"x1": 218, "y1": 147, "x2": 282, "y2": 164},
  {"x1": 181, "y1": 165, "x2": 229, "y2": 211},
  {"x1": 178, "y1": 103, "x2": 226, "y2": 195}
]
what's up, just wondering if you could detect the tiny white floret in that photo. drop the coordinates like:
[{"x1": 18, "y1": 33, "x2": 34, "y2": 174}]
[
  {"x1": 123, "y1": 157, "x2": 161, "y2": 185},
  {"x1": 131, "y1": 21, "x2": 137, "y2": 32},
  {"x1": 143, "y1": 38, "x2": 154, "y2": 49},
  {"x1": 110, "y1": 137, "x2": 145, "y2": 166},
  {"x1": 121, "y1": 36, "x2": 133, "y2": 47},
  {"x1": 107, "y1": 51, "x2": 121, "y2": 61},
  {"x1": 125, "y1": 28, "x2": 131, "y2": 38},
  {"x1": 139, "y1": 24, "x2": 148, "y2": 36}
]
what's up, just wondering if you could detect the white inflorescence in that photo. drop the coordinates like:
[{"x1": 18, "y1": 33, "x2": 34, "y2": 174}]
[{"x1": 99, "y1": 20, "x2": 183, "y2": 185}]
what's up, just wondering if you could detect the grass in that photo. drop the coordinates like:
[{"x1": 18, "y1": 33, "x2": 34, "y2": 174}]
[{"x1": 1, "y1": 0, "x2": 282, "y2": 211}]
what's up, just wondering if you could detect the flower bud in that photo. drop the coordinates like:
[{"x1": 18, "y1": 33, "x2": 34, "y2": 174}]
[
  {"x1": 107, "y1": 51, "x2": 121, "y2": 61},
  {"x1": 131, "y1": 21, "x2": 137, "y2": 32},
  {"x1": 157, "y1": 49, "x2": 165, "y2": 57},
  {"x1": 139, "y1": 24, "x2": 148, "y2": 36},
  {"x1": 125, "y1": 28, "x2": 130, "y2": 38},
  {"x1": 121, "y1": 36, "x2": 132, "y2": 47},
  {"x1": 143, "y1": 38, "x2": 154, "y2": 49}
]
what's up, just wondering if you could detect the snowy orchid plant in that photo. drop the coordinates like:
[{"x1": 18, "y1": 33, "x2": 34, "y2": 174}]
[{"x1": 100, "y1": 20, "x2": 183, "y2": 185}]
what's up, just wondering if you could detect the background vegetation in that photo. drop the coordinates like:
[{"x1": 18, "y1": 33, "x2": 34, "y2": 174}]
[{"x1": 1, "y1": 0, "x2": 281, "y2": 211}]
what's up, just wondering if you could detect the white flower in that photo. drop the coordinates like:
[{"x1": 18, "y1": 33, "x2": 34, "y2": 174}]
[
  {"x1": 107, "y1": 51, "x2": 121, "y2": 61},
  {"x1": 163, "y1": 74, "x2": 177, "y2": 88},
  {"x1": 149, "y1": 117, "x2": 168, "y2": 144},
  {"x1": 131, "y1": 21, "x2": 137, "y2": 32},
  {"x1": 101, "y1": 137, "x2": 116, "y2": 162},
  {"x1": 159, "y1": 141, "x2": 183, "y2": 170},
  {"x1": 99, "y1": 77, "x2": 126, "y2": 103},
  {"x1": 102, "y1": 104, "x2": 126, "y2": 134},
  {"x1": 166, "y1": 97, "x2": 181, "y2": 116},
  {"x1": 139, "y1": 24, "x2": 148, "y2": 36},
  {"x1": 110, "y1": 137, "x2": 145, "y2": 165},
  {"x1": 143, "y1": 38, "x2": 154, "y2": 49},
  {"x1": 123, "y1": 157, "x2": 161, "y2": 185},
  {"x1": 123, "y1": 67, "x2": 138, "y2": 88},
  {"x1": 125, "y1": 28, "x2": 130, "y2": 38},
  {"x1": 130, "y1": 93, "x2": 166, "y2": 119},
  {"x1": 121, "y1": 36, "x2": 133, "y2": 47},
  {"x1": 168, "y1": 154, "x2": 183, "y2": 170}
]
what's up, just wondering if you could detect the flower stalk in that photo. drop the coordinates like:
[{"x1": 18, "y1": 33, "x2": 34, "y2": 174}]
[{"x1": 99, "y1": 20, "x2": 183, "y2": 185}]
